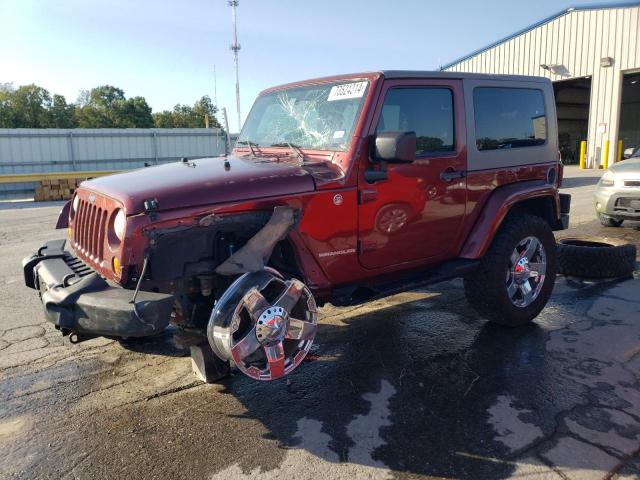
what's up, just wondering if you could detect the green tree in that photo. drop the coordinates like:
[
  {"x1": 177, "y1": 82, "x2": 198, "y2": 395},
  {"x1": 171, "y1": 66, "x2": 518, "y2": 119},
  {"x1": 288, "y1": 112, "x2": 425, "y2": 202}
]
[
  {"x1": 153, "y1": 104, "x2": 187, "y2": 128},
  {"x1": 5, "y1": 84, "x2": 53, "y2": 128},
  {"x1": 153, "y1": 95, "x2": 220, "y2": 128},
  {"x1": 193, "y1": 95, "x2": 220, "y2": 128},
  {"x1": 116, "y1": 96, "x2": 154, "y2": 128},
  {"x1": 74, "y1": 90, "x2": 108, "y2": 128},
  {"x1": 89, "y1": 85, "x2": 125, "y2": 108},
  {"x1": 152, "y1": 110, "x2": 175, "y2": 128},
  {"x1": 0, "y1": 82, "x2": 214, "y2": 129},
  {"x1": 74, "y1": 85, "x2": 122, "y2": 127},
  {"x1": 48, "y1": 94, "x2": 76, "y2": 128},
  {"x1": 74, "y1": 85, "x2": 153, "y2": 128},
  {"x1": 0, "y1": 87, "x2": 13, "y2": 127}
]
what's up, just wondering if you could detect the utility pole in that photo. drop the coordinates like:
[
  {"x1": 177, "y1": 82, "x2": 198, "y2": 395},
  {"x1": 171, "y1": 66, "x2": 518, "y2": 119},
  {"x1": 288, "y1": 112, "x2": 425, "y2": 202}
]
[
  {"x1": 213, "y1": 64, "x2": 218, "y2": 108},
  {"x1": 228, "y1": 0, "x2": 241, "y2": 133}
]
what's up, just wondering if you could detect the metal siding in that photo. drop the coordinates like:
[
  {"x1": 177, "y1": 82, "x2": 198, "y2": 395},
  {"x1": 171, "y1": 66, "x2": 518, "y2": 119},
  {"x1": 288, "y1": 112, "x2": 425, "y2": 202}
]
[
  {"x1": 441, "y1": 2, "x2": 640, "y2": 69},
  {"x1": 530, "y1": 28, "x2": 538, "y2": 75},
  {"x1": 578, "y1": 12, "x2": 588, "y2": 77},
  {"x1": 635, "y1": 7, "x2": 640, "y2": 66},
  {"x1": 444, "y1": 5, "x2": 639, "y2": 168},
  {"x1": 522, "y1": 34, "x2": 528, "y2": 75},
  {"x1": 0, "y1": 128, "x2": 228, "y2": 199},
  {"x1": 621, "y1": 8, "x2": 631, "y2": 68},
  {"x1": 512, "y1": 35, "x2": 519, "y2": 75},
  {"x1": 565, "y1": 13, "x2": 575, "y2": 75},
  {"x1": 552, "y1": 17, "x2": 560, "y2": 73}
]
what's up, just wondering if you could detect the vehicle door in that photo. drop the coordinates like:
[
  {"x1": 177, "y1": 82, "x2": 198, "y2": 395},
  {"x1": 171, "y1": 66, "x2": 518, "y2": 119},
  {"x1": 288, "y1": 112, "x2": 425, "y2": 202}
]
[{"x1": 357, "y1": 79, "x2": 468, "y2": 269}]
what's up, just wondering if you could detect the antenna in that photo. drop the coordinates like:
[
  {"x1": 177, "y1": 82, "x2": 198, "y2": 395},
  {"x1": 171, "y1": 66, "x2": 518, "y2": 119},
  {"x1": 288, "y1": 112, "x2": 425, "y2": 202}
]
[
  {"x1": 228, "y1": 0, "x2": 241, "y2": 133},
  {"x1": 222, "y1": 107, "x2": 232, "y2": 154}
]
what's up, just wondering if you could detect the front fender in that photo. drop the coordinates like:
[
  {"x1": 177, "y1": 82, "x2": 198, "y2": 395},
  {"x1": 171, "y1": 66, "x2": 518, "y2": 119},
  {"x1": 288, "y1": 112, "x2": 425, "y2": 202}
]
[
  {"x1": 460, "y1": 180, "x2": 558, "y2": 259},
  {"x1": 55, "y1": 201, "x2": 71, "y2": 229}
]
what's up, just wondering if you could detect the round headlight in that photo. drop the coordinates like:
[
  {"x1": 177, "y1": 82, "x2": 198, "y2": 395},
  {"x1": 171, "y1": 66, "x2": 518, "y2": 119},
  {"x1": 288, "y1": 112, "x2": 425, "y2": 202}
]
[
  {"x1": 70, "y1": 194, "x2": 80, "y2": 221},
  {"x1": 113, "y1": 209, "x2": 126, "y2": 241}
]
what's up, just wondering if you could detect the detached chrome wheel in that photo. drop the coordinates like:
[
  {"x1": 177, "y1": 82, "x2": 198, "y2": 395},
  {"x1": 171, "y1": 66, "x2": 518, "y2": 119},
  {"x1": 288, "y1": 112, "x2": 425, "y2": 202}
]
[
  {"x1": 208, "y1": 270, "x2": 318, "y2": 381},
  {"x1": 506, "y1": 236, "x2": 547, "y2": 308}
]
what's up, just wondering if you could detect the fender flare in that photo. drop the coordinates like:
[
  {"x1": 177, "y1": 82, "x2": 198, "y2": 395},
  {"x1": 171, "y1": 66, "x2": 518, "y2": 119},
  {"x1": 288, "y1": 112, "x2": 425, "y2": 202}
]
[
  {"x1": 55, "y1": 200, "x2": 71, "y2": 229},
  {"x1": 460, "y1": 180, "x2": 559, "y2": 259}
]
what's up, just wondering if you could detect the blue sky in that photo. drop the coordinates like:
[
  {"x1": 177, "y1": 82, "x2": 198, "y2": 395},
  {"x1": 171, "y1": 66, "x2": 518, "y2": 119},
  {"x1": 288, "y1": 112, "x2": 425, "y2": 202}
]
[{"x1": 1, "y1": 0, "x2": 609, "y2": 130}]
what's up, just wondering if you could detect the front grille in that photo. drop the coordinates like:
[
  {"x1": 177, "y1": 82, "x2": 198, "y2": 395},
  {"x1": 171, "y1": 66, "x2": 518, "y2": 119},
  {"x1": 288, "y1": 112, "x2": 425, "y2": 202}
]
[
  {"x1": 624, "y1": 180, "x2": 640, "y2": 187},
  {"x1": 73, "y1": 198, "x2": 107, "y2": 262},
  {"x1": 614, "y1": 197, "x2": 640, "y2": 213}
]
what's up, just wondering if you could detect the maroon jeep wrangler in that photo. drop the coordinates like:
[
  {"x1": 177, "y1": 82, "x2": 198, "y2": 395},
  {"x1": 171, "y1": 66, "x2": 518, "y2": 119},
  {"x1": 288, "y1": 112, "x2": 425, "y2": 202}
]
[{"x1": 23, "y1": 71, "x2": 570, "y2": 382}]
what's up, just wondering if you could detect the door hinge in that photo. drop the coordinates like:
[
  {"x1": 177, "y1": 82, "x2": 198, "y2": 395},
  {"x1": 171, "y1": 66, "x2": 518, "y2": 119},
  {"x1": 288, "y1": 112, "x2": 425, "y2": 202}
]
[{"x1": 358, "y1": 239, "x2": 378, "y2": 253}]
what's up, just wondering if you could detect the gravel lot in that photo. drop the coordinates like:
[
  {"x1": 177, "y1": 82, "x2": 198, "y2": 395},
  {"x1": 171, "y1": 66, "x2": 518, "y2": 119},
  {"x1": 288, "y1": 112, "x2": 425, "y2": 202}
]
[{"x1": 1, "y1": 166, "x2": 639, "y2": 480}]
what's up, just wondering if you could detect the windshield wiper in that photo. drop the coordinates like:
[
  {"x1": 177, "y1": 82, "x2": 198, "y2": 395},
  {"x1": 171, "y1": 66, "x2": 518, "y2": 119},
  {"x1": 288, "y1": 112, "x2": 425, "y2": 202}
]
[
  {"x1": 236, "y1": 140, "x2": 258, "y2": 157},
  {"x1": 271, "y1": 142, "x2": 306, "y2": 162}
]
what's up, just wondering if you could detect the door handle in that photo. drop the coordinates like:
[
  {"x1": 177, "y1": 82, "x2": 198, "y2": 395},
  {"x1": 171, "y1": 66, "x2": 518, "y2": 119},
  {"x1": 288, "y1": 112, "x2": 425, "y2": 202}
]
[{"x1": 440, "y1": 169, "x2": 466, "y2": 182}]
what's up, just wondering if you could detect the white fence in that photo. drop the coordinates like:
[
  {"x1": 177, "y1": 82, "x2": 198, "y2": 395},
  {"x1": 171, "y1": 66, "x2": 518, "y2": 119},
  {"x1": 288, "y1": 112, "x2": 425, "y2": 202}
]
[{"x1": 0, "y1": 128, "x2": 231, "y2": 199}]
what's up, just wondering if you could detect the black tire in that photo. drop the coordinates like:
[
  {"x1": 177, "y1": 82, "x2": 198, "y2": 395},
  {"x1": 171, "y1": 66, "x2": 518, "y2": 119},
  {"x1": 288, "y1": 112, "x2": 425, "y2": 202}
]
[
  {"x1": 598, "y1": 214, "x2": 623, "y2": 227},
  {"x1": 464, "y1": 214, "x2": 557, "y2": 327},
  {"x1": 557, "y1": 237, "x2": 636, "y2": 278}
]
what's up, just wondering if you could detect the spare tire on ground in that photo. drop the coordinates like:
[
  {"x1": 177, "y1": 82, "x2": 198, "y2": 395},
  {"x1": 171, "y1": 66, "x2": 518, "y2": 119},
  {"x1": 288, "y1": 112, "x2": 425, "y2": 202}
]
[{"x1": 557, "y1": 237, "x2": 637, "y2": 279}]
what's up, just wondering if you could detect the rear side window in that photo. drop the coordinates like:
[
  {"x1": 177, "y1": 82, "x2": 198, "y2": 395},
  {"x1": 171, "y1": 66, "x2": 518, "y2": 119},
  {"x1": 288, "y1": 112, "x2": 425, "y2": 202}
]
[
  {"x1": 376, "y1": 88, "x2": 454, "y2": 155},
  {"x1": 473, "y1": 88, "x2": 546, "y2": 151}
]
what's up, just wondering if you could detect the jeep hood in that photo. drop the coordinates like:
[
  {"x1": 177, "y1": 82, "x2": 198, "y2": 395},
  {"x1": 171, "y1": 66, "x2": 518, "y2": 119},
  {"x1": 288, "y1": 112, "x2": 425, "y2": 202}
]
[{"x1": 81, "y1": 155, "x2": 316, "y2": 214}]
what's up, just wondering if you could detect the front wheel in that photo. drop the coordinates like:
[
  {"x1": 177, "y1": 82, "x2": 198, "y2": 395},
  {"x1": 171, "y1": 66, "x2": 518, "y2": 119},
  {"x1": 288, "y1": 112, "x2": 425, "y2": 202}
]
[
  {"x1": 207, "y1": 269, "x2": 318, "y2": 381},
  {"x1": 598, "y1": 214, "x2": 623, "y2": 227},
  {"x1": 464, "y1": 214, "x2": 557, "y2": 327}
]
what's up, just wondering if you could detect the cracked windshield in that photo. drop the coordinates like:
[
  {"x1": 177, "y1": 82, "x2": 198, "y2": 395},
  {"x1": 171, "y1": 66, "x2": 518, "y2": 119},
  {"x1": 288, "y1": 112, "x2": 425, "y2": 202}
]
[{"x1": 238, "y1": 80, "x2": 369, "y2": 151}]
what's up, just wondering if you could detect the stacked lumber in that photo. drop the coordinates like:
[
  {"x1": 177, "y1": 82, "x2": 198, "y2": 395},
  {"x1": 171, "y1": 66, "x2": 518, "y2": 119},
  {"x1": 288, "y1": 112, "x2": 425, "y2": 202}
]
[{"x1": 34, "y1": 178, "x2": 84, "y2": 202}]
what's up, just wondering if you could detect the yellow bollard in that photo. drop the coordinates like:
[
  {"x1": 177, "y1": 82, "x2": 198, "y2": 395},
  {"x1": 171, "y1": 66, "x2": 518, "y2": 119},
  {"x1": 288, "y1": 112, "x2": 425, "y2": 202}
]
[
  {"x1": 617, "y1": 140, "x2": 623, "y2": 162},
  {"x1": 579, "y1": 140, "x2": 587, "y2": 169},
  {"x1": 602, "y1": 140, "x2": 610, "y2": 170}
]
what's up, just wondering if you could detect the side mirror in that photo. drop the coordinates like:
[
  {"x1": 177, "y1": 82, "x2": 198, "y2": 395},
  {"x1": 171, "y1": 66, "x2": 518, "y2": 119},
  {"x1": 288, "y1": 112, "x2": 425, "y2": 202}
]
[
  {"x1": 623, "y1": 147, "x2": 635, "y2": 159},
  {"x1": 373, "y1": 131, "x2": 416, "y2": 163}
]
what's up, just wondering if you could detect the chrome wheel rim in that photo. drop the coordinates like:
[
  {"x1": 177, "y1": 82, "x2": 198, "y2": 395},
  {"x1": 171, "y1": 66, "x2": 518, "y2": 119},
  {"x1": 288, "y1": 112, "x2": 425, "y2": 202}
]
[
  {"x1": 506, "y1": 236, "x2": 547, "y2": 308},
  {"x1": 208, "y1": 271, "x2": 318, "y2": 381}
]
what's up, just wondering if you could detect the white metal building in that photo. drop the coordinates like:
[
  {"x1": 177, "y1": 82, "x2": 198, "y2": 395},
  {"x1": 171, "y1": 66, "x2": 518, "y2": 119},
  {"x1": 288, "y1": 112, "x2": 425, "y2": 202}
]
[{"x1": 443, "y1": 2, "x2": 640, "y2": 168}]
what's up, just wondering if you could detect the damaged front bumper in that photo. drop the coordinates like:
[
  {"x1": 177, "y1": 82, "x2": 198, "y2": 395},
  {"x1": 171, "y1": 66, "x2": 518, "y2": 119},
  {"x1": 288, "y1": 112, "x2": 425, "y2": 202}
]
[{"x1": 23, "y1": 240, "x2": 174, "y2": 341}]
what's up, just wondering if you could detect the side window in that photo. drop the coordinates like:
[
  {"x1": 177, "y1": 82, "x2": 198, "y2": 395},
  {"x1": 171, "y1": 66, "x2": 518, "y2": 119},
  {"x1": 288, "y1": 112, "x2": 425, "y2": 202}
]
[
  {"x1": 376, "y1": 88, "x2": 454, "y2": 155},
  {"x1": 473, "y1": 88, "x2": 546, "y2": 151}
]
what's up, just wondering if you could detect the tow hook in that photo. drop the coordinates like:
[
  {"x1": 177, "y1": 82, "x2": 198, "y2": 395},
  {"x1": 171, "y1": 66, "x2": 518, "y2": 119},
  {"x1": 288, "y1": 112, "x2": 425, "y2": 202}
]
[{"x1": 61, "y1": 329, "x2": 98, "y2": 344}]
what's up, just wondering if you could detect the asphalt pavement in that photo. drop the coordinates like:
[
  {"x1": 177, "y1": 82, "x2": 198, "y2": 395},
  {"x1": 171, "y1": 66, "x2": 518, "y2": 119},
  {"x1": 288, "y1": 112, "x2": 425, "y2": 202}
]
[{"x1": 1, "y1": 166, "x2": 639, "y2": 479}]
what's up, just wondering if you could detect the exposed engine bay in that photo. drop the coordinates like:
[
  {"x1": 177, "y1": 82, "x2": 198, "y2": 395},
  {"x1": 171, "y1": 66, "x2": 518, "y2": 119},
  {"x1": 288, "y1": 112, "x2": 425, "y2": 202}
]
[{"x1": 133, "y1": 206, "x2": 318, "y2": 382}]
